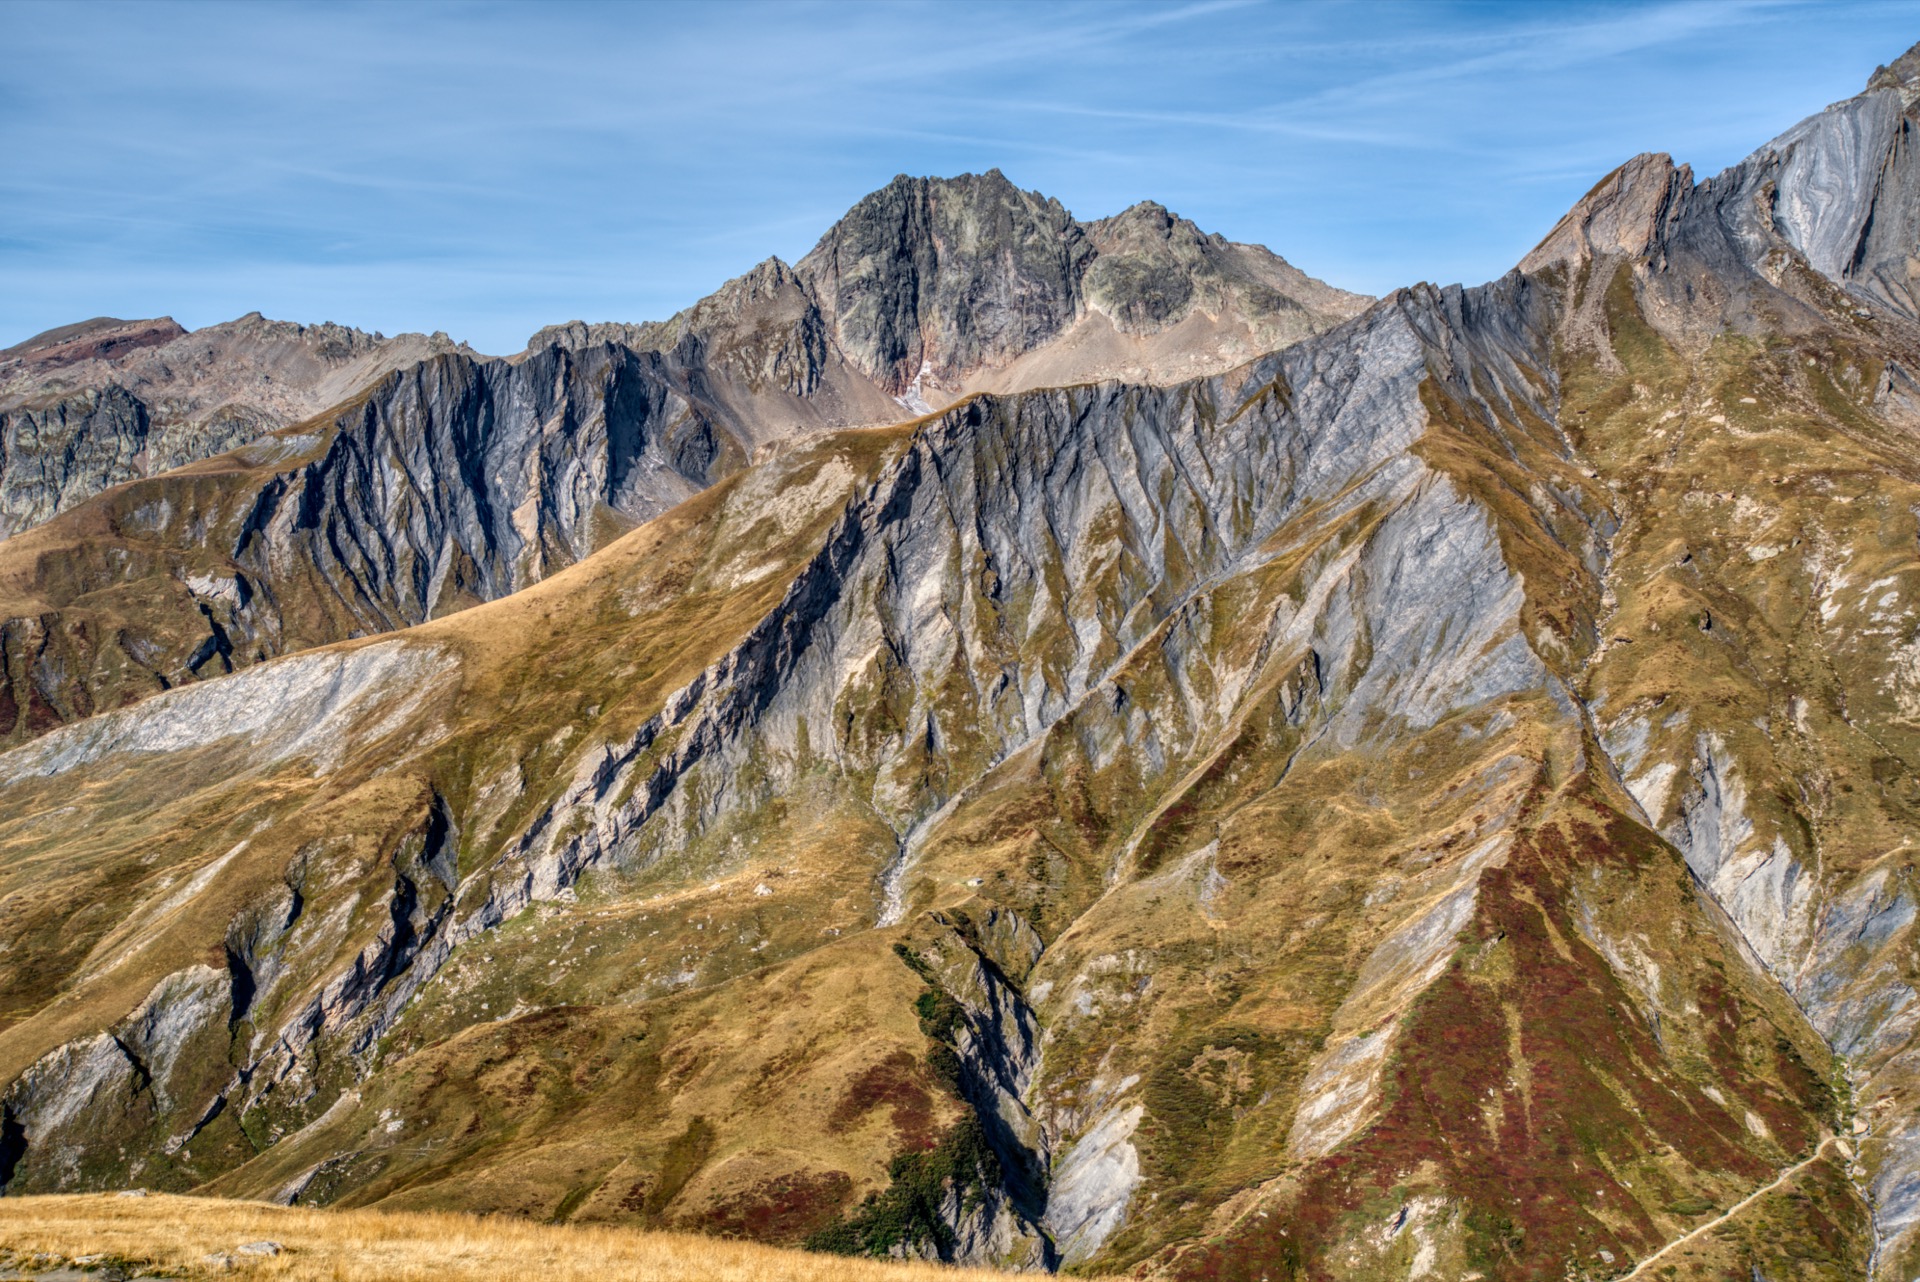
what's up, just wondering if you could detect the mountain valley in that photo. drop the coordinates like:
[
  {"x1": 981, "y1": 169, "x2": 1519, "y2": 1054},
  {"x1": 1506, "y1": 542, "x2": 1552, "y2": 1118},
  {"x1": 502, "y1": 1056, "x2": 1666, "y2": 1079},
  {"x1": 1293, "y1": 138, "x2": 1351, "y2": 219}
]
[{"x1": 4, "y1": 43, "x2": 1920, "y2": 1282}]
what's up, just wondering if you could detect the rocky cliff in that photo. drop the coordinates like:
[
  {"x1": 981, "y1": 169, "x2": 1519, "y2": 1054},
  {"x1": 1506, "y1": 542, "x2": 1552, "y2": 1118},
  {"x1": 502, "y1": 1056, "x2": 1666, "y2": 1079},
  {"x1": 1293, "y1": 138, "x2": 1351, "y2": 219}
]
[
  {"x1": 1516, "y1": 46, "x2": 1920, "y2": 1277},
  {"x1": 536, "y1": 169, "x2": 1371, "y2": 415},
  {"x1": 2, "y1": 42, "x2": 1920, "y2": 1282},
  {"x1": 0, "y1": 341, "x2": 755, "y2": 742},
  {"x1": 0, "y1": 181, "x2": 1368, "y2": 747},
  {"x1": 0, "y1": 313, "x2": 476, "y2": 538}
]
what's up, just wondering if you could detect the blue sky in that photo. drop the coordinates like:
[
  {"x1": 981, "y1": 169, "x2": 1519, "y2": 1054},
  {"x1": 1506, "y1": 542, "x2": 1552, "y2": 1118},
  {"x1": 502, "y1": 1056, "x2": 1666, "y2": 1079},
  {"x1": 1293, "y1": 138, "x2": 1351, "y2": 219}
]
[{"x1": 3, "y1": 0, "x2": 1916, "y2": 354}]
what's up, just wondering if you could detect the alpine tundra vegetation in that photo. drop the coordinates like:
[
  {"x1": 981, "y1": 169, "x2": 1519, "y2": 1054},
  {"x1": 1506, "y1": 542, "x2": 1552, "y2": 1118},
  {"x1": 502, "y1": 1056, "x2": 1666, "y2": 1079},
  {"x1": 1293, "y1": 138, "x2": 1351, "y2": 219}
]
[{"x1": 5, "y1": 36, "x2": 1920, "y2": 1282}]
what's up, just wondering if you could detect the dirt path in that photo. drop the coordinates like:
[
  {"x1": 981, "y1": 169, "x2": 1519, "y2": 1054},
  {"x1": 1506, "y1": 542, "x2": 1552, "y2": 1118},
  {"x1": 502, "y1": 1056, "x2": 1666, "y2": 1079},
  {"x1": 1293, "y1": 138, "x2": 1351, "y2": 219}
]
[{"x1": 1616, "y1": 1134, "x2": 1840, "y2": 1280}]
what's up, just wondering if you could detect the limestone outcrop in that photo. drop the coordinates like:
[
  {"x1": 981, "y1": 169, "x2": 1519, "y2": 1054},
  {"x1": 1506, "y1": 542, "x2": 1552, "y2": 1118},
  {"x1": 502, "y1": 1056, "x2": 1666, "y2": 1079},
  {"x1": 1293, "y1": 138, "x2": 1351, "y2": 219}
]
[{"x1": 6, "y1": 41, "x2": 1920, "y2": 1282}]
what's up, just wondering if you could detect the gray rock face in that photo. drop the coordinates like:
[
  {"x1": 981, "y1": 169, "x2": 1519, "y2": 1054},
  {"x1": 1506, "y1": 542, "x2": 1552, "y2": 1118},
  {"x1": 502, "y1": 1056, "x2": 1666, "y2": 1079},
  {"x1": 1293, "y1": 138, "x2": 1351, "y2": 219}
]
[
  {"x1": 1082, "y1": 200, "x2": 1365, "y2": 342},
  {"x1": 1041, "y1": 1100, "x2": 1144, "y2": 1264},
  {"x1": 226, "y1": 343, "x2": 738, "y2": 639},
  {"x1": 0, "y1": 639, "x2": 455, "y2": 786},
  {"x1": 0, "y1": 342, "x2": 754, "y2": 743},
  {"x1": 0, "y1": 385, "x2": 151, "y2": 536},
  {"x1": 0, "y1": 313, "x2": 476, "y2": 539},
  {"x1": 2, "y1": 1035, "x2": 150, "y2": 1189},
  {"x1": 533, "y1": 258, "x2": 903, "y2": 444},
  {"x1": 1525, "y1": 49, "x2": 1920, "y2": 337},
  {"x1": 0, "y1": 259, "x2": 1549, "y2": 1254},
  {"x1": 16, "y1": 46, "x2": 1920, "y2": 1282},
  {"x1": 540, "y1": 171, "x2": 1369, "y2": 409},
  {"x1": 796, "y1": 170, "x2": 1093, "y2": 393},
  {"x1": 487, "y1": 274, "x2": 1555, "y2": 905},
  {"x1": 530, "y1": 260, "x2": 831, "y2": 402},
  {"x1": 908, "y1": 917, "x2": 1055, "y2": 1268},
  {"x1": 0, "y1": 180, "x2": 1369, "y2": 747},
  {"x1": 1759, "y1": 88, "x2": 1907, "y2": 286},
  {"x1": 1739, "y1": 40, "x2": 1920, "y2": 323}
]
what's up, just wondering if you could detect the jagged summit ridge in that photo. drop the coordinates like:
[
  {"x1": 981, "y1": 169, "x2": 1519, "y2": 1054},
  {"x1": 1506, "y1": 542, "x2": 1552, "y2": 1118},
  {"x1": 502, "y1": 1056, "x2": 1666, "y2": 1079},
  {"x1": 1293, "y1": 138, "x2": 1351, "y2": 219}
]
[
  {"x1": 535, "y1": 169, "x2": 1369, "y2": 409},
  {"x1": 0, "y1": 313, "x2": 476, "y2": 539},
  {"x1": 794, "y1": 169, "x2": 1091, "y2": 394},
  {"x1": 1526, "y1": 41, "x2": 1920, "y2": 330},
  {"x1": 7, "y1": 38, "x2": 1920, "y2": 1282},
  {"x1": 1868, "y1": 41, "x2": 1920, "y2": 108},
  {"x1": 0, "y1": 175, "x2": 1370, "y2": 746}
]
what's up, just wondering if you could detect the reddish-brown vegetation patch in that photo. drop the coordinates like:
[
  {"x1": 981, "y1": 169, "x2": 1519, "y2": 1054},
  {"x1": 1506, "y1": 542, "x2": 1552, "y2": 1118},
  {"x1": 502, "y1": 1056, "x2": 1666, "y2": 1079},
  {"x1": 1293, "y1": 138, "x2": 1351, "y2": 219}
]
[
  {"x1": 693, "y1": 1168, "x2": 855, "y2": 1244},
  {"x1": 827, "y1": 1049, "x2": 940, "y2": 1152},
  {"x1": 1169, "y1": 798, "x2": 1831, "y2": 1282}
]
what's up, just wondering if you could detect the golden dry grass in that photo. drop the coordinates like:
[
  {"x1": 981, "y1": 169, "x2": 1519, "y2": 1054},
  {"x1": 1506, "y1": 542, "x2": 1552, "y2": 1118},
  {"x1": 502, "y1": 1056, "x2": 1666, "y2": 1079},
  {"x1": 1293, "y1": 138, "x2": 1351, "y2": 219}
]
[{"x1": 0, "y1": 1193, "x2": 1072, "y2": 1281}]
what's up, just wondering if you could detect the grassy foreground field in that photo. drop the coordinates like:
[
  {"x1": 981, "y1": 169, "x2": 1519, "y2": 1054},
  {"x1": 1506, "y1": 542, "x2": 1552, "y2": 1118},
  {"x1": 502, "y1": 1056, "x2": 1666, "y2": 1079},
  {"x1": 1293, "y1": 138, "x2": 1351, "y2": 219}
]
[{"x1": 0, "y1": 1194, "x2": 1075, "y2": 1281}]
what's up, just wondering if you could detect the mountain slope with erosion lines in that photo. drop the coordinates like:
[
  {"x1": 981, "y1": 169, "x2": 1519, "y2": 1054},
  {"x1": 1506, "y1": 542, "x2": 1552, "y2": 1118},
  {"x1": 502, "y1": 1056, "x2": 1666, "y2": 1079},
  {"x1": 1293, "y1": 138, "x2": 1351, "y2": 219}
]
[{"x1": 6, "y1": 40, "x2": 1920, "y2": 1282}]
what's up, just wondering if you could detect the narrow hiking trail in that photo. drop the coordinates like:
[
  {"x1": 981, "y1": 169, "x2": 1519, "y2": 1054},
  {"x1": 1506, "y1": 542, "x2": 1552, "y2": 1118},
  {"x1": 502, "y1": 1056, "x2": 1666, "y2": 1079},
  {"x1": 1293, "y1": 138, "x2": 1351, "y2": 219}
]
[{"x1": 1616, "y1": 1135, "x2": 1842, "y2": 1280}]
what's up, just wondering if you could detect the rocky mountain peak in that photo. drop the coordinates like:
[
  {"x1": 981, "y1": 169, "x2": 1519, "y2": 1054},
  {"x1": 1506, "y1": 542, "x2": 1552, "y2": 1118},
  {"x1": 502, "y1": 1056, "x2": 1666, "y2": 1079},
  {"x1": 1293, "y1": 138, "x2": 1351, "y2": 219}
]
[
  {"x1": 731, "y1": 254, "x2": 801, "y2": 297},
  {"x1": 527, "y1": 260, "x2": 808, "y2": 357},
  {"x1": 795, "y1": 169, "x2": 1092, "y2": 393},
  {"x1": 1094, "y1": 199, "x2": 1190, "y2": 240},
  {"x1": 1866, "y1": 39, "x2": 1920, "y2": 108},
  {"x1": 1521, "y1": 41, "x2": 1920, "y2": 333},
  {"x1": 0, "y1": 314, "x2": 483, "y2": 539},
  {"x1": 1087, "y1": 199, "x2": 1244, "y2": 264},
  {"x1": 528, "y1": 174, "x2": 1364, "y2": 415},
  {"x1": 11, "y1": 39, "x2": 1920, "y2": 1282},
  {"x1": 1081, "y1": 197, "x2": 1369, "y2": 340},
  {"x1": 212, "y1": 311, "x2": 461, "y2": 365},
  {"x1": 524, "y1": 317, "x2": 656, "y2": 354},
  {"x1": 0, "y1": 316, "x2": 188, "y2": 370},
  {"x1": 1518, "y1": 152, "x2": 1691, "y2": 275}
]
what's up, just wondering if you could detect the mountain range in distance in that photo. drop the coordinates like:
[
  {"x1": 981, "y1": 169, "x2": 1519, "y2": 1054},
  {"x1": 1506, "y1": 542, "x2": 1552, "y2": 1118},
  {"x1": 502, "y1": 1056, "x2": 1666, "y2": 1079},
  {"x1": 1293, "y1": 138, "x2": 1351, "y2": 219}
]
[{"x1": 4, "y1": 38, "x2": 1920, "y2": 1282}]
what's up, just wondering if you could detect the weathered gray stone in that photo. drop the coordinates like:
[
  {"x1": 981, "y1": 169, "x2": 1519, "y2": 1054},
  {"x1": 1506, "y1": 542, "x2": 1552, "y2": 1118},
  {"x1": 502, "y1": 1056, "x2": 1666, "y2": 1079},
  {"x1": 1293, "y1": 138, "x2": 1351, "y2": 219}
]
[{"x1": 0, "y1": 313, "x2": 475, "y2": 538}]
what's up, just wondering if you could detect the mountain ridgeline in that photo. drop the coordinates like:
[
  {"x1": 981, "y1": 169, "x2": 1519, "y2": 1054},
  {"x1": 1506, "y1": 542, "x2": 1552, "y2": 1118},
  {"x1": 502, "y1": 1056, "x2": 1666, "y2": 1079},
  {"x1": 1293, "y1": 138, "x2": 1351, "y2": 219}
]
[
  {"x1": 0, "y1": 313, "x2": 479, "y2": 539},
  {"x1": 3, "y1": 44, "x2": 1920, "y2": 1282},
  {"x1": 0, "y1": 172, "x2": 1365, "y2": 748},
  {"x1": 531, "y1": 170, "x2": 1370, "y2": 406}
]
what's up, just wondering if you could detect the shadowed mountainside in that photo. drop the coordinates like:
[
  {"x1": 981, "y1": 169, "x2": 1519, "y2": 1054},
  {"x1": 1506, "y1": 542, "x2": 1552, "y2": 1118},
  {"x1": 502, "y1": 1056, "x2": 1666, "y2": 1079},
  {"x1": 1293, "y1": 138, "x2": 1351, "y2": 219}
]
[
  {"x1": 3, "y1": 42, "x2": 1920, "y2": 1282},
  {"x1": 0, "y1": 314, "x2": 478, "y2": 540},
  {"x1": 0, "y1": 179, "x2": 1367, "y2": 749}
]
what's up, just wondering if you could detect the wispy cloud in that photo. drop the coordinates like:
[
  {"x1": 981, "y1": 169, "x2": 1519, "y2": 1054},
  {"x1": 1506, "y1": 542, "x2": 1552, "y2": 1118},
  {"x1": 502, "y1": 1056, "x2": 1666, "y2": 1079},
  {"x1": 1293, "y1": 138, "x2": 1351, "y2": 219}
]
[{"x1": 1, "y1": 0, "x2": 1912, "y2": 350}]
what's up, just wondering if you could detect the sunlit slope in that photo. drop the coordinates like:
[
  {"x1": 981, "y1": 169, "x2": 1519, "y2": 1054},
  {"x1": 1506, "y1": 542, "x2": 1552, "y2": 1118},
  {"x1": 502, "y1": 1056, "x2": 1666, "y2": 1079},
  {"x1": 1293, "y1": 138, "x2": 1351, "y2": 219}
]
[
  {"x1": 0, "y1": 285, "x2": 1851, "y2": 1279},
  {"x1": 0, "y1": 422, "x2": 937, "y2": 1247},
  {"x1": 0, "y1": 1192, "x2": 1090, "y2": 1282},
  {"x1": 0, "y1": 175, "x2": 1369, "y2": 752},
  {"x1": 4, "y1": 43, "x2": 1920, "y2": 1282},
  {"x1": 0, "y1": 342, "x2": 753, "y2": 747}
]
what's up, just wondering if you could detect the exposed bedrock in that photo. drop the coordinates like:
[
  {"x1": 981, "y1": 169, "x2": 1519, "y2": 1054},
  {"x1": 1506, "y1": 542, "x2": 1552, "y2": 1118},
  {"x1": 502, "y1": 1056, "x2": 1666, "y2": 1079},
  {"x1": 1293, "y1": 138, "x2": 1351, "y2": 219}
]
[
  {"x1": 11, "y1": 43, "x2": 1920, "y2": 1282},
  {"x1": 1547, "y1": 50, "x2": 1920, "y2": 1277},
  {"x1": 0, "y1": 342, "x2": 744, "y2": 745},
  {"x1": 0, "y1": 266, "x2": 1565, "y2": 1258},
  {"x1": 546, "y1": 170, "x2": 1369, "y2": 407},
  {"x1": 0, "y1": 314, "x2": 475, "y2": 538},
  {"x1": 0, "y1": 174, "x2": 1372, "y2": 749}
]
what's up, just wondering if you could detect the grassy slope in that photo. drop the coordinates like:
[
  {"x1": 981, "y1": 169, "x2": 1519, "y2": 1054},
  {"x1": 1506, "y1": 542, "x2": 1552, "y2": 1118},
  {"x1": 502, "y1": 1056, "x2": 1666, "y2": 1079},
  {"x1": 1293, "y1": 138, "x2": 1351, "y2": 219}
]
[
  {"x1": 1563, "y1": 258, "x2": 1920, "y2": 1281},
  {"x1": 0, "y1": 417, "x2": 342, "y2": 738},
  {"x1": 0, "y1": 250, "x2": 1900, "y2": 1282},
  {"x1": 0, "y1": 421, "x2": 939, "y2": 1238},
  {"x1": 0, "y1": 1193, "x2": 1097, "y2": 1281},
  {"x1": 727, "y1": 332, "x2": 1851, "y2": 1275},
  {"x1": 878, "y1": 359, "x2": 1854, "y2": 1277}
]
